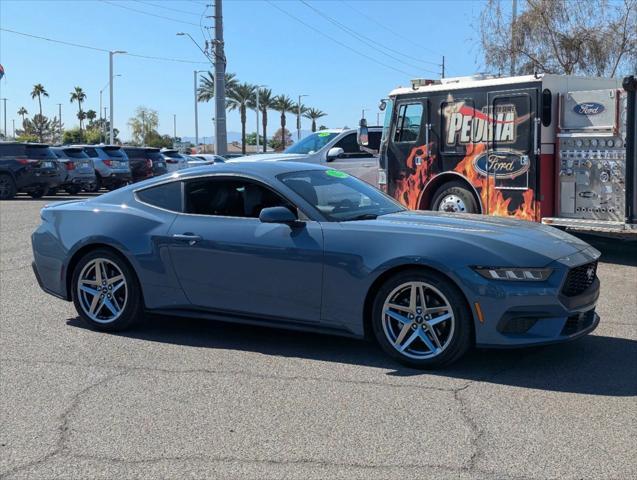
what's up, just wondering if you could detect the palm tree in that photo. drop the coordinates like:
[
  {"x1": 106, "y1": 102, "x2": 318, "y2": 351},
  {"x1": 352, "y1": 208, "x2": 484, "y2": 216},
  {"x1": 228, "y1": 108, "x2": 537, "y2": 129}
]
[
  {"x1": 303, "y1": 108, "x2": 327, "y2": 132},
  {"x1": 248, "y1": 88, "x2": 275, "y2": 153},
  {"x1": 17, "y1": 107, "x2": 28, "y2": 127},
  {"x1": 86, "y1": 109, "x2": 97, "y2": 127},
  {"x1": 30, "y1": 84, "x2": 48, "y2": 118},
  {"x1": 273, "y1": 95, "x2": 296, "y2": 150},
  {"x1": 227, "y1": 82, "x2": 256, "y2": 154},
  {"x1": 197, "y1": 72, "x2": 239, "y2": 102},
  {"x1": 70, "y1": 86, "x2": 87, "y2": 135}
]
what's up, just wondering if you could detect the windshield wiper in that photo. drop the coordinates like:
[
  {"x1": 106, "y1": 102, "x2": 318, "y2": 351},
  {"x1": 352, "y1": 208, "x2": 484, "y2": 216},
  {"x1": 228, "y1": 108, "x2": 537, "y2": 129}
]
[{"x1": 343, "y1": 213, "x2": 378, "y2": 221}]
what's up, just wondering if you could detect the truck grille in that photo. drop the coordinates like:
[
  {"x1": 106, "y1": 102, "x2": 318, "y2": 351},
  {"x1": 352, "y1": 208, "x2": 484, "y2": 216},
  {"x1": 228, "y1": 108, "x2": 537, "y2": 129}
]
[{"x1": 562, "y1": 261, "x2": 597, "y2": 297}]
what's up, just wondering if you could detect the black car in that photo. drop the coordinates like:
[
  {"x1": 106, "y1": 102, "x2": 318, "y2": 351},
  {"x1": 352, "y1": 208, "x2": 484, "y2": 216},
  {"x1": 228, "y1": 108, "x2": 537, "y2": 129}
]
[
  {"x1": 0, "y1": 142, "x2": 62, "y2": 199},
  {"x1": 122, "y1": 147, "x2": 167, "y2": 182}
]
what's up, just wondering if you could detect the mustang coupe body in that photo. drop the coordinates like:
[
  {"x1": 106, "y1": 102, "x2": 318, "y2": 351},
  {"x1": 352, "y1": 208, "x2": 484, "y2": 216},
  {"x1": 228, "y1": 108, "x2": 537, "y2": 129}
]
[{"x1": 32, "y1": 162, "x2": 601, "y2": 367}]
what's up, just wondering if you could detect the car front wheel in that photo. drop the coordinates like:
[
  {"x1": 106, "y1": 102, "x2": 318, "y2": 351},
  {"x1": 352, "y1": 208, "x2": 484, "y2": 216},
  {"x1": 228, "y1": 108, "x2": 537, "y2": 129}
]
[
  {"x1": 71, "y1": 249, "x2": 143, "y2": 331},
  {"x1": 372, "y1": 270, "x2": 472, "y2": 368}
]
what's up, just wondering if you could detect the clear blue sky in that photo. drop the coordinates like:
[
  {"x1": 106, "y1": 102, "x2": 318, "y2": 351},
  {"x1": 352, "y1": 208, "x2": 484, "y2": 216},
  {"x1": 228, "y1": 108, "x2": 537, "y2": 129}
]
[{"x1": 0, "y1": 0, "x2": 486, "y2": 142}]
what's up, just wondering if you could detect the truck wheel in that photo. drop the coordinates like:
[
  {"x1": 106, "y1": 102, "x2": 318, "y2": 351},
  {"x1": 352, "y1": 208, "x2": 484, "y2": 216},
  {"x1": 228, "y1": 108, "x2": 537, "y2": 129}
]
[
  {"x1": 0, "y1": 174, "x2": 17, "y2": 200},
  {"x1": 431, "y1": 182, "x2": 478, "y2": 214}
]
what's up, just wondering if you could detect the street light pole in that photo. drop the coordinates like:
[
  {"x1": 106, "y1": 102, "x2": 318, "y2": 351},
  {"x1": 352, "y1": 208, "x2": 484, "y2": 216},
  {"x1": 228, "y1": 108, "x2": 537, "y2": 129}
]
[
  {"x1": 297, "y1": 94, "x2": 308, "y2": 140},
  {"x1": 254, "y1": 84, "x2": 267, "y2": 153},
  {"x1": 193, "y1": 70, "x2": 206, "y2": 150},
  {"x1": 109, "y1": 50, "x2": 126, "y2": 144},
  {"x1": 57, "y1": 103, "x2": 62, "y2": 142},
  {"x1": 12, "y1": 119, "x2": 15, "y2": 139},
  {"x1": 1, "y1": 98, "x2": 7, "y2": 140},
  {"x1": 100, "y1": 74, "x2": 120, "y2": 144},
  {"x1": 173, "y1": 114, "x2": 177, "y2": 147}
]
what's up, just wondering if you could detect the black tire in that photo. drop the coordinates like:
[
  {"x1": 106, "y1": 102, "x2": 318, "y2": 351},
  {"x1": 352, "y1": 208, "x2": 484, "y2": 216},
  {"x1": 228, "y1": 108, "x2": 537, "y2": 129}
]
[
  {"x1": 66, "y1": 185, "x2": 81, "y2": 195},
  {"x1": 0, "y1": 174, "x2": 17, "y2": 200},
  {"x1": 48, "y1": 187, "x2": 58, "y2": 195},
  {"x1": 371, "y1": 269, "x2": 473, "y2": 368},
  {"x1": 71, "y1": 248, "x2": 143, "y2": 332},
  {"x1": 29, "y1": 187, "x2": 47, "y2": 199},
  {"x1": 431, "y1": 181, "x2": 478, "y2": 214}
]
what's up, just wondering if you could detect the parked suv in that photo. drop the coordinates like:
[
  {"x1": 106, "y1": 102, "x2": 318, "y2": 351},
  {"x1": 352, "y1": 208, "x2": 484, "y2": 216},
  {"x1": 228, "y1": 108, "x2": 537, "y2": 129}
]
[
  {"x1": 76, "y1": 145, "x2": 131, "y2": 191},
  {"x1": 122, "y1": 147, "x2": 167, "y2": 182},
  {"x1": 51, "y1": 146, "x2": 96, "y2": 195},
  {"x1": 0, "y1": 142, "x2": 61, "y2": 199},
  {"x1": 160, "y1": 148, "x2": 188, "y2": 172},
  {"x1": 228, "y1": 128, "x2": 382, "y2": 185}
]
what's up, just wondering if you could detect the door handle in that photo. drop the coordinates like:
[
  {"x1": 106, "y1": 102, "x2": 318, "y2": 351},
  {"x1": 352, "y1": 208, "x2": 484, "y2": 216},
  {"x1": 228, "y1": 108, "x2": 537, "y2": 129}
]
[{"x1": 172, "y1": 233, "x2": 202, "y2": 245}]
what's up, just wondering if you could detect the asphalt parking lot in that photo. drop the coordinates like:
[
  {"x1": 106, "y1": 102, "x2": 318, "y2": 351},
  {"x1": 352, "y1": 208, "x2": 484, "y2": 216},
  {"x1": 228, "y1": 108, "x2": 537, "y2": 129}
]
[{"x1": 1, "y1": 193, "x2": 636, "y2": 479}]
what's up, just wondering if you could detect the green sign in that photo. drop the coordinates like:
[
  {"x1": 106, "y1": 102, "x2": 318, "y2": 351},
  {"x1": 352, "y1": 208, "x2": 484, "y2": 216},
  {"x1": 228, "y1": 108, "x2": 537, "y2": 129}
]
[
  {"x1": 317, "y1": 132, "x2": 330, "y2": 137},
  {"x1": 325, "y1": 169, "x2": 349, "y2": 179}
]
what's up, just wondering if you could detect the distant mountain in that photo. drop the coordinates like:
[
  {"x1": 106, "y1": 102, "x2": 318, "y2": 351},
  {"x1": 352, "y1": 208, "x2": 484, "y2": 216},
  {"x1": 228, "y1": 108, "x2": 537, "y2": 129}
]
[{"x1": 181, "y1": 129, "x2": 316, "y2": 145}]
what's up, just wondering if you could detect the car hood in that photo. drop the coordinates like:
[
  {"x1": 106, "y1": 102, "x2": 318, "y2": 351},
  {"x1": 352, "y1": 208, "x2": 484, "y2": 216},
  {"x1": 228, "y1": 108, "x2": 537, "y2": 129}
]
[
  {"x1": 368, "y1": 210, "x2": 593, "y2": 265},
  {"x1": 228, "y1": 153, "x2": 309, "y2": 162}
]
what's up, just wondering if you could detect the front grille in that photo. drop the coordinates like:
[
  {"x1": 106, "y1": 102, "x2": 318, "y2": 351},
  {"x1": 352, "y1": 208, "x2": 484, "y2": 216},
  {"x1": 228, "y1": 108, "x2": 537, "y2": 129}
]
[
  {"x1": 562, "y1": 261, "x2": 598, "y2": 297},
  {"x1": 561, "y1": 309, "x2": 596, "y2": 336}
]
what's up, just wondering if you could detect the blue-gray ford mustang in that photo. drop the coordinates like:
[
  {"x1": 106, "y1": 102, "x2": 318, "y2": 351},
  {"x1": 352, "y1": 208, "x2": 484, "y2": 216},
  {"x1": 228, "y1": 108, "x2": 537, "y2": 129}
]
[{"x1": 31, "y1": 162, "x2": 600, "y2": 368}]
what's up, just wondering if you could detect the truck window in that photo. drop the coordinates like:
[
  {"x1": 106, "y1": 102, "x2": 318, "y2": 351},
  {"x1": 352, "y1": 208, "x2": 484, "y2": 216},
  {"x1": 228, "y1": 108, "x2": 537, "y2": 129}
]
[{"x1": 394, "y1": 103, "x2": 423, "y2": 143}]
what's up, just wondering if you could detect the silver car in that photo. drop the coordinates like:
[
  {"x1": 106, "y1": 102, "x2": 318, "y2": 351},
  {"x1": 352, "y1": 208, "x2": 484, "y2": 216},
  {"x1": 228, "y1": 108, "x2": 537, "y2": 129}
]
[
  {"x1": 75, "y1": 145, "x2": 131, "y2": 191},
  {"x1": 229, "y1": 128, "x2": 382, "y2": 185},
  {"x1": 160, "y1": 148, "x2": 188, "y2": 172},
  {"x1": 51, "y1": 147, "x2": 96, "y2": 195}
]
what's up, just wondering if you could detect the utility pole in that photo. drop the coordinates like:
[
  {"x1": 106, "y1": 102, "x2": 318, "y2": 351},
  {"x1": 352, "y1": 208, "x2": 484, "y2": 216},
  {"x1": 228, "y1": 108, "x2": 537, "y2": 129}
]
[
  {"x1": 441, "y1": 56, "x2": 445, "y2": 79},
  {"x1": 1, "y1": 98, "x2": 7, "y2": 140},
  {"x1": 213, "y1": 0, "x2": 228, "y2": 155},
  {"x1": 141, "y1": 110, "x2": 146, "y2": 146},
  {"x1": 57, "y1": 103, "x2": 62, "y2": 142},
  {"x1": 12, "y1": 119, "x2": 15, "y2": 139},
  {"x1": 510, "y1": 0, "x2": 518, "y2": 76},
  {"x1": 297, "y1": 94, "x2": 308, "y2": 140},
  {"x1": 194, "y1": 70, "x2": 200, "y2": 150},
  {"x1": 173, "y1": 114, "x2": 177, "y2": 147},
  {"x1": 103, "y1": 107, "x2": 108, "y2": 143},
  {"x1": 109, "y1": 50, "x2": 126, "y2": 144},
  {"x1": 256, "y1": 89, "x2": 260, "y2": 153}
]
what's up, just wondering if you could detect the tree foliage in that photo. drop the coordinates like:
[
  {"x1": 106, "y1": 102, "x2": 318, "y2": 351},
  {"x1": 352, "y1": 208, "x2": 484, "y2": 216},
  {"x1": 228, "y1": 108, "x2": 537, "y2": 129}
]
[
  {"x1": 127, "y1": 106, "x2": 160, "y2": 145},
  {"x1": 269, "y1": 128, "x2": 293, "y2": 151},
  {"x1": 479, "y1": 0, "x2": 637, "y2": 76}
]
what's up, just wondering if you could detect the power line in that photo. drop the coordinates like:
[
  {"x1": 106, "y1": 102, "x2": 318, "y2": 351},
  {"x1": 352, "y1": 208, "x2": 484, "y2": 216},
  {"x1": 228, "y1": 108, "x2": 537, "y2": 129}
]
[
  {"x1": 100, "y1": 0, "x2": 201, "y2": 27},
  {"x1": 0, "y1": 27, "x2": 209, "y2": 65},
  {"x1": 340, "y1": 0, "x2": 445, "y2": 58},
  {"x1": 300, "y1": 0, "x2": 440, "y2": 71},
  {"x1": 133, "y1": 0, "x2": 202, "y2": 17},
  {"x1": 265, "y1": 1, "x2": 418, "y2": 78}
]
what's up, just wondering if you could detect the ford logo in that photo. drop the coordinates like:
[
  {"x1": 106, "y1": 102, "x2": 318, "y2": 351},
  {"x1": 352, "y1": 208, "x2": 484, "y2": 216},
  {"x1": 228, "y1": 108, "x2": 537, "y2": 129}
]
[
  {"x1": 472, "y1": 150, "x2": 530, "y2": 179},
  {"x1": 573, "y1": 102, "x2": 605, "y2": 116}
]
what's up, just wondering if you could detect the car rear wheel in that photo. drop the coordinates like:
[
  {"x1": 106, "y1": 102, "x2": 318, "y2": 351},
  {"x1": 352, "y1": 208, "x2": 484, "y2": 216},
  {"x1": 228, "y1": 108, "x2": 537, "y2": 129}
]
[
  {"x1": 72, "y1": 249, "x2": 143, "y2": 331},
  {"x1": 372, "y1": 270, "x2": 472, "y2": 368},
  {"x1": 29, "y1": 188, "x2": 47, "y2": 199},
  {"x1": 431, "y1": 182, "x2": 478, "y2": 214},
  {"x1": 0, "y1": 174, "x2": 17, "y2": 200}
]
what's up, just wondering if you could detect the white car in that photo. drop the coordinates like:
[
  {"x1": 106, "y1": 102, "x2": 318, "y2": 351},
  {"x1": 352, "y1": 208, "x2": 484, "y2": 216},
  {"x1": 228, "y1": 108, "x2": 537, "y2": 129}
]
[
  {"x1": 192, "y1": 154, "x2": 225, "y2": 164},
  {"x1": 160, "y1": 148, "x2": 188, "y2": 172},
  {"x1": 228, "y1": 128, "x2": 382, "y2": 185}
]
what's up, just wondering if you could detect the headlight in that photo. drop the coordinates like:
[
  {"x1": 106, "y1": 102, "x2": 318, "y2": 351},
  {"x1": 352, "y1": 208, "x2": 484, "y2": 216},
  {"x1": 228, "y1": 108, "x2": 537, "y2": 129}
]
[{"x1": 473, "y1": 267, "x2": 553, "y2": 281}]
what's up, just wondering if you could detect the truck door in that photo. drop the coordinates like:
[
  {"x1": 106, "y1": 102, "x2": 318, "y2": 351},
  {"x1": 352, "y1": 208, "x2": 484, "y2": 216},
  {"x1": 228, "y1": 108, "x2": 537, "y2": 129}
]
[
  {"x1": 485, "y1": 89, "x2": 539, "y2": 219},
  {"x1": 386, "y1": 97, "x2": 428, "y2": 209}
]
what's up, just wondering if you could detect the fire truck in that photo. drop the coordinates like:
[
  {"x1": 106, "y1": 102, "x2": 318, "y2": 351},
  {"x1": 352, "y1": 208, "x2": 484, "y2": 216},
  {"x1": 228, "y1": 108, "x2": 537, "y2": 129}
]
[{"x1": 358, "y1": 74, "x2": 636, "y2": 236}]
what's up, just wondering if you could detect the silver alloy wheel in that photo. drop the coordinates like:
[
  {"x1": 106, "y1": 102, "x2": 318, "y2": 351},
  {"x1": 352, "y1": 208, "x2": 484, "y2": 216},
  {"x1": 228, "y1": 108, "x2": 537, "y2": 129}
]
[
  {"x1": 438, "y1": 194, "x2": 466, "y2": 213},
  {"x1": 77, "y1": 258, "x2": 128, "y2": 323},
  {"x1": 382, "y1": 281, "x2": 455, "y2": 360}
]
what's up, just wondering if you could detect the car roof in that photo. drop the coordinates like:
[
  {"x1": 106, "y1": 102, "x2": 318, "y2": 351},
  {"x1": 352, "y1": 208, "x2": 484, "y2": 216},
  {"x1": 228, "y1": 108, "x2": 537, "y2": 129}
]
[{"x1": 70, "y1": 144, "x2": 122, "y2": 148}]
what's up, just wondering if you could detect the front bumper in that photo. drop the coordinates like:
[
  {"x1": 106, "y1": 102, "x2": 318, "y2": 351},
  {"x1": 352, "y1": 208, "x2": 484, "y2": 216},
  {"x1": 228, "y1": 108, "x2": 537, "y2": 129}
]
[{"x1": 469, "y1": 247, "x2": 601, "y2": 348}]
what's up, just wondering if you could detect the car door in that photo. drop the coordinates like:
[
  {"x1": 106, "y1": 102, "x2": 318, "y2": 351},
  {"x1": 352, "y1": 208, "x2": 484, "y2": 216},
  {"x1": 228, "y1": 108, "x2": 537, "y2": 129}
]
[
  {"x1": 327, "y1": 131, "x2": 379, "y2": 185},
  {"x1": 167, "y1": 176, "x2": 324, "y2": 323}
]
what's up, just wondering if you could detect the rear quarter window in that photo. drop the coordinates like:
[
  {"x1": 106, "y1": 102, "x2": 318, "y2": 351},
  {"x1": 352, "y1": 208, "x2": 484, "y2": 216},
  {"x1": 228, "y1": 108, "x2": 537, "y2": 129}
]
[{"x1": 136, "y1": 181, "x2": 183, "y2": 212}]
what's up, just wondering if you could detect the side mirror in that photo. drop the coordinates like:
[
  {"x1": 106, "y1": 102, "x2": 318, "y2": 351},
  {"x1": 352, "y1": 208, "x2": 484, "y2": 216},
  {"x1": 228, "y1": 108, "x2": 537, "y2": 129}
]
[
  {"x1": 259, "y1": 206, "x2": 299, "y2": 225},
  {"x1": 357, "y1": 118, "x2": 369, "y2": 147},
  {"x1": 326, "y1": 147, "x2": 344, "y2": 162}
]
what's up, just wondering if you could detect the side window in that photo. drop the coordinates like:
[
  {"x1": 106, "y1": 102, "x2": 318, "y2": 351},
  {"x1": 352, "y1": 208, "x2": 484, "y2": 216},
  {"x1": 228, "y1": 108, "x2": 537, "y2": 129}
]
[
  {"x1": 334, "y1": 133, "x2": 360, "y2": 154},
  {"x1": 184, "y1": 178, "x2": 293, "y2": 218},
  {"x1": 136, "y1": 181, "x2": 183, "y2": 212},
  {"x1": 393, "y1": 103, "x2": 423, "y2": 143}
]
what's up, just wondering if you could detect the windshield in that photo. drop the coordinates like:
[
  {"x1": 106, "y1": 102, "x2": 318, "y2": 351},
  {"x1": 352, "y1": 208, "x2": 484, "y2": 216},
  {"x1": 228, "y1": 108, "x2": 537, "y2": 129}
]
[
  {"x1": 278, "y1": 169, "x2": 405, "y2": 221},
  {"x1": 284, "y1": 132, "x2": 339, "y2": 155}
]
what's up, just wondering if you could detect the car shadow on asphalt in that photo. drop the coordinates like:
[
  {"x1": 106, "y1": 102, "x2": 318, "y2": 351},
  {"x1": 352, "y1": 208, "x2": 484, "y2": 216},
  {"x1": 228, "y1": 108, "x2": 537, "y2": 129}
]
[{"x1": 67, "y1": 315, "x2": 636, "y2": 397}]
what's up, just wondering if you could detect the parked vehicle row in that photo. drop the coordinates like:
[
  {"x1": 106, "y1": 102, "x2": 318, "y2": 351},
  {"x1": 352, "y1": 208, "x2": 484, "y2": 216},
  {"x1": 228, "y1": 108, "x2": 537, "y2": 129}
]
[{"x1": 0, "y1": 142, "x2": 225, "y2": 200}]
